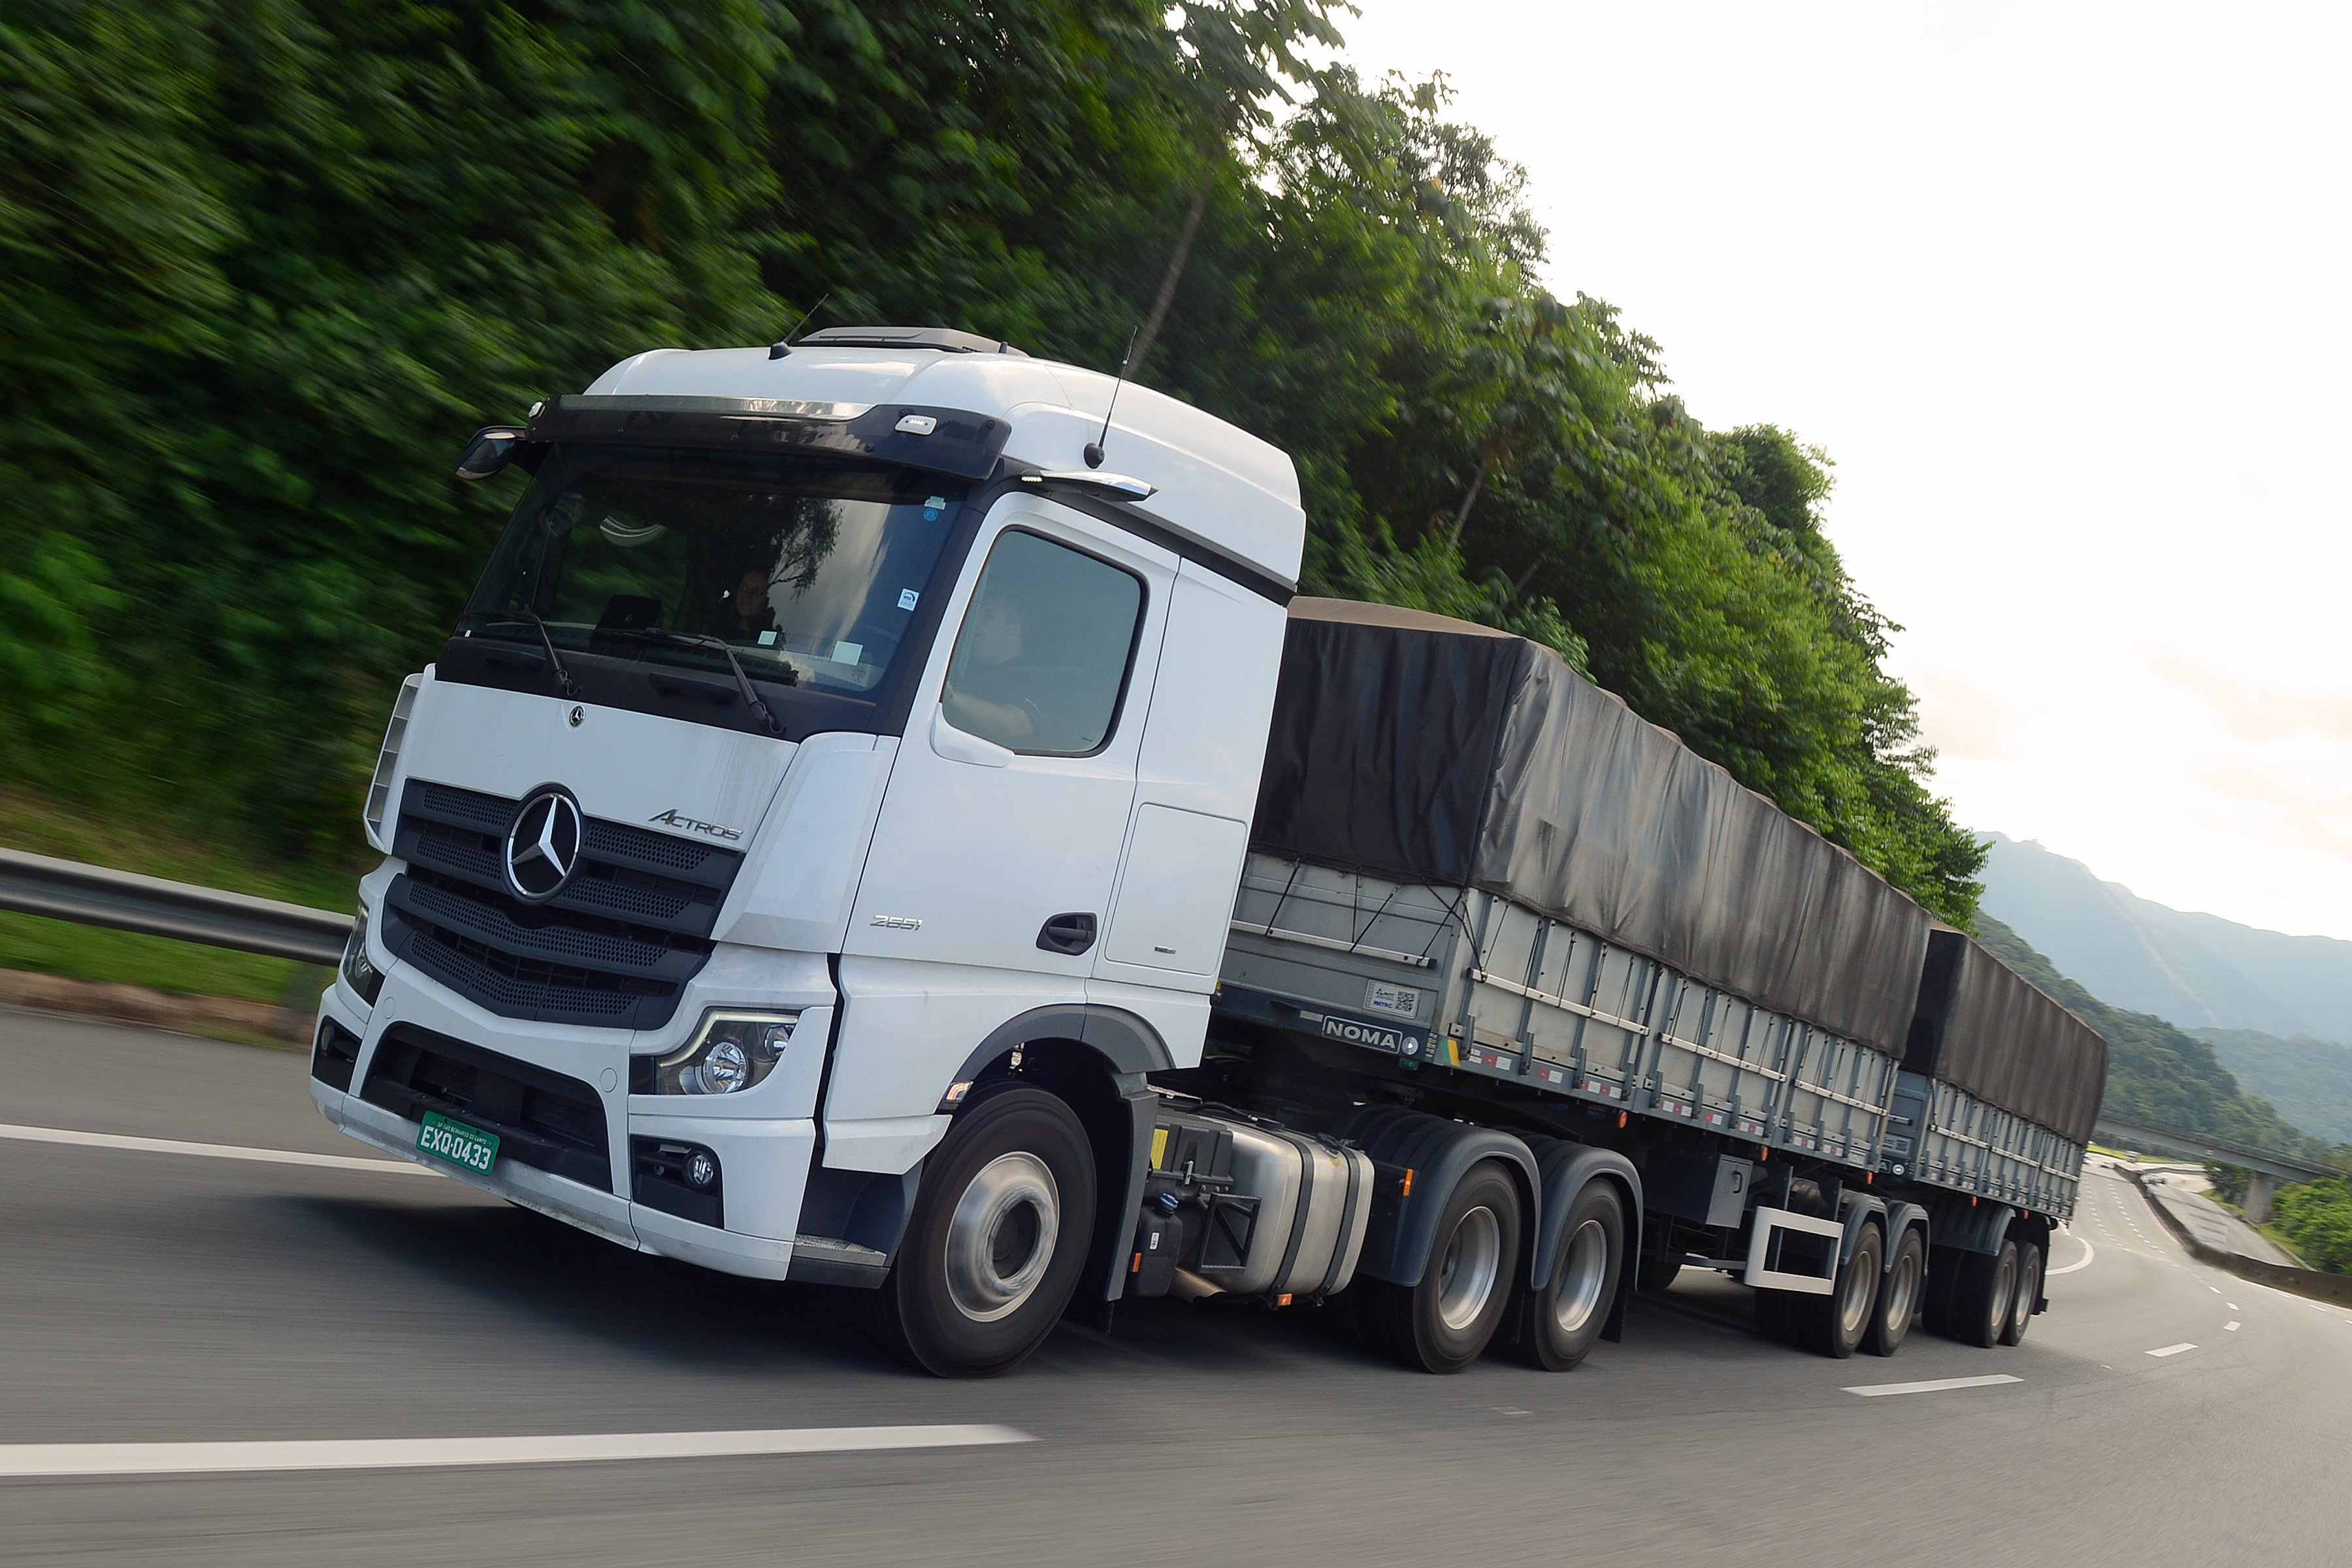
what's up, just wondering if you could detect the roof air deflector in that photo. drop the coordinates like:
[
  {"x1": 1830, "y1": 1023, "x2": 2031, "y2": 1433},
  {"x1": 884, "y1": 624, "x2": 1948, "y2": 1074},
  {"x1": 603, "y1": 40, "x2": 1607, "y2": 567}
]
[{"x1": 796, "y1": 325, "x2": 1029, "y2": 357}]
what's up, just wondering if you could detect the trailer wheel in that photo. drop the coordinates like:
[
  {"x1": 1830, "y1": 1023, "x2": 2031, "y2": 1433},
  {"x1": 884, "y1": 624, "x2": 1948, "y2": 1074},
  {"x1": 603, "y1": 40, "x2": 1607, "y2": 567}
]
[
  {"x1": 1864, "y1": 1224, "x2": 1926, "y2": 1357},
  {"x1": 1793, "y1": 1219, "x2": 1881, "y2": 1359},
  {"x1": 2000, "y1": 1239, "x2": 2042, "y2": 1347},
  {"x1": 1950, "y1": 1236, "x2": 2020, "y2": 1348},
  {"x1": 1505, "y1": 1182, "x2": 1625, "y2": 1371},
  {"x1": 1359, "y1": 1160, "x2": 1522, "y2": 1374},
  {"x1": 868, "y1": 1086, "x2": 1096, "y2": 1378}
]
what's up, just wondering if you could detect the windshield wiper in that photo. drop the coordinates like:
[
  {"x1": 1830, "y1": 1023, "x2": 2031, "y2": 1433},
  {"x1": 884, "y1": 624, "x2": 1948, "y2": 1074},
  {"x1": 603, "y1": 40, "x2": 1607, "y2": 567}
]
[
  {"x1": 596, "y1": 628, "x2": 785, "y2": 736},
  {"x1": 456, "y1": 609, "x2": 579, "y2": 698}
]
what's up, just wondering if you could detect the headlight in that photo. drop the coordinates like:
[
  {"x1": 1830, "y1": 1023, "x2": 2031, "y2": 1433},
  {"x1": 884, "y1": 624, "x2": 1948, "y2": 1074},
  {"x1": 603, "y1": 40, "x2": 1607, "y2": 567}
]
[
  {"x1": 340, "y1": 907, "x2": 385, "y2": 1007},
  {"x1": 638, "y1": 1011, "x2": 798, "y2": 1095}
]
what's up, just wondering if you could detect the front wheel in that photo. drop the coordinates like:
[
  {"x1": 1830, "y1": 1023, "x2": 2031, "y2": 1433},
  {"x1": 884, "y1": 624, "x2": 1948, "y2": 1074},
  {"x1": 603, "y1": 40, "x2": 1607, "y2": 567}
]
[
  {"x1": 1358, "y1": 1160, "x2": 1523, "y2": 1373},
  {"x1": 1504, "y1": 1182, "x2": 1625, "y2": 1371},
  {"x1": 868, "y1": 1086, "x2": 1096, "y2": 1378}
]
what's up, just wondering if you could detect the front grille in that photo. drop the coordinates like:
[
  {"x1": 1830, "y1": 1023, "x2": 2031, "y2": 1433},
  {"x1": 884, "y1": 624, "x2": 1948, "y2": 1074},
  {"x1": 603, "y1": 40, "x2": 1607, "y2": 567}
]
[
  {"x1": 381, "y1": 779, "x2": 745, "y2": 1030},
  {"x1": 361, "y1": 1025, "x2": 612, "y2": 1191}
]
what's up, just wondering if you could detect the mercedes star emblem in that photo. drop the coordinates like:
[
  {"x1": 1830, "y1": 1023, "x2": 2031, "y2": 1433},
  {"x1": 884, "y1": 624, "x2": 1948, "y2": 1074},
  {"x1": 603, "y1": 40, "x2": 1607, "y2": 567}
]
[{"x1": 504, "y1": 787, "x2": 584, "y2": 902}]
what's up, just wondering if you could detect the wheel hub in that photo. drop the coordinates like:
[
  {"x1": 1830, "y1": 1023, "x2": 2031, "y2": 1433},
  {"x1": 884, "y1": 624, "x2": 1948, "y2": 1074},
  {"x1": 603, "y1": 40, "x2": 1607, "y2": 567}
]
[{"x1": 943, "y1": 1151, "x2": 1060, "y2": 1324}]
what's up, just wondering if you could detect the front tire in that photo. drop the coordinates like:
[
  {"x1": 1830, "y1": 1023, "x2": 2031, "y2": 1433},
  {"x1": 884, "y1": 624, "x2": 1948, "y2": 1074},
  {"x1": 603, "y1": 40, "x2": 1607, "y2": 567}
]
[
  {"x1": 1504, "y1": 1183, "x2": 1625, "y2": 1371},
  {"x1": 1359, "y1": 1160, "x2": 1522, "y2": 1373},
  {"x1": 869, "y1": 1087, "x2": 1096, "y2": 1378}
]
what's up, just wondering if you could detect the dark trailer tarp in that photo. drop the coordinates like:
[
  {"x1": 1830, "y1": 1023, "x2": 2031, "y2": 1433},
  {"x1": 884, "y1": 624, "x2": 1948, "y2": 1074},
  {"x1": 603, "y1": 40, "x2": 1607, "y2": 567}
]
[
  {"x1": 1906, "y1": 928, "x2": 2109, "y2": 1144},
  {"x1": 1252, "y1": 598, "x2": 1936, "y2": 1060}
]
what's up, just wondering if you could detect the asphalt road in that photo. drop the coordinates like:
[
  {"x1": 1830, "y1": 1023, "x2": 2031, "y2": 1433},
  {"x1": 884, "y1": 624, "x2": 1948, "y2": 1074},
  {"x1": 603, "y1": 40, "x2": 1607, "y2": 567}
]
[
  {"x1": 6, "y1": 1007, "x2": 2349, "y2": 1567},
  {"x1": 2136, "y1": 1167, "x2": 2302, "y2": 1266}
]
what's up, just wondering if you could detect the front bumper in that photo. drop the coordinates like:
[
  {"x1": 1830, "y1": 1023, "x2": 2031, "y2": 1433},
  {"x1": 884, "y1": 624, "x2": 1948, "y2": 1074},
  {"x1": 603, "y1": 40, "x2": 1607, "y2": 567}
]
[{"x1": 310, "y1": 920, "x2": 833, "y2": 1283}]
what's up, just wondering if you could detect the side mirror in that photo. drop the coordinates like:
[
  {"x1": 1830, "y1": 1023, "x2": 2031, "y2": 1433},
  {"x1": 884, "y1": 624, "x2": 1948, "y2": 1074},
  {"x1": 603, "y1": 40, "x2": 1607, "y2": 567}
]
[{"x1": 455, "y1": 425, "x2": 529, "y2": 481}]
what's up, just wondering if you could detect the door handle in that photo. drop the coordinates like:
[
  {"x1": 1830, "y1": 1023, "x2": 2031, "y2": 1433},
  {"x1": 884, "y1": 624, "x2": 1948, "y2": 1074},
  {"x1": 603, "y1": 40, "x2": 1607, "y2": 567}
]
[{"x1": 1037, "y1": 913, "x2": 1098, "y2": 956}]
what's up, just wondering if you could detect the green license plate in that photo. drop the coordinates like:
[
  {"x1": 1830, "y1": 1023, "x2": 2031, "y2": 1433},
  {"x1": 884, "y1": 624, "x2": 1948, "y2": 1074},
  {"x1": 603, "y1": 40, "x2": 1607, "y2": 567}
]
[{"x1": 417, "y1": 1111, "x2": 500, "y2": 1175}]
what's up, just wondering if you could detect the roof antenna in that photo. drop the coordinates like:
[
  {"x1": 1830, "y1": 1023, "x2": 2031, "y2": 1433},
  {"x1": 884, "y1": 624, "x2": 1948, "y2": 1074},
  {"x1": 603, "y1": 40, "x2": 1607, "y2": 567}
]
[
  {"x1": 767, "y1": 291, "x2": 832, "y2": 359},
  {"x1": 1083, "y1": 327, "x2": 1139, "y2": 469}
]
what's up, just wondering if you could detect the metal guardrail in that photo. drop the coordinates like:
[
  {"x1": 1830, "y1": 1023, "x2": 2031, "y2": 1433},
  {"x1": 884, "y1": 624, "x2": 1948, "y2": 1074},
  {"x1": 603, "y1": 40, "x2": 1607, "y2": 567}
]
[{"x1": 0, "y1": 847, "x2": 352, "y2": 967}]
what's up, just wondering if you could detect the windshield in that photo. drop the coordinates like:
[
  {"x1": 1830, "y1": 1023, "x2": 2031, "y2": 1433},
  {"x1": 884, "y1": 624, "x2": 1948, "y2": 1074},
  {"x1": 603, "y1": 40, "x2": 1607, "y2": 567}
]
[{"x1": 463, "y1": 447, "x2": 965, "y2": 696}]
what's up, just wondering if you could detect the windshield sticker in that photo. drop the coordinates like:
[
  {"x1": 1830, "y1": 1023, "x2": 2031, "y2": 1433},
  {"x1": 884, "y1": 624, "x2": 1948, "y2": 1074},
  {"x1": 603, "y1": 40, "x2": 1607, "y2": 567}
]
[
  {"x1": 757, "y1": 630, "x2": 777, "y2": 646},
  {"x1": 923, "y1": 495, "x2": 947, "y2": 520},
  {"x1": 898, "y1": 589, "x2": 920, "y2": 611},
  {"x1": 832, "y1": 641, "x2": 863, "y2": 663}
]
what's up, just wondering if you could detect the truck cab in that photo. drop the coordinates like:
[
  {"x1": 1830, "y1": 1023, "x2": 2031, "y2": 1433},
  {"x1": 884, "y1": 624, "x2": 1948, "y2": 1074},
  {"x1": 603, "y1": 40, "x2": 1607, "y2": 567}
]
[{"x1": 312, "y1": 327, "x2": 1305, "y2": 1373}]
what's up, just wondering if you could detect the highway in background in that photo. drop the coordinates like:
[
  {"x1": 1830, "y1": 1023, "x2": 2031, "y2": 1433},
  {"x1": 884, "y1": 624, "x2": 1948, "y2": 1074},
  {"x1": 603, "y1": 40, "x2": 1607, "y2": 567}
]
[{"x1": 4, "y1": 1009, "x2": 2345, "y2": 1567}]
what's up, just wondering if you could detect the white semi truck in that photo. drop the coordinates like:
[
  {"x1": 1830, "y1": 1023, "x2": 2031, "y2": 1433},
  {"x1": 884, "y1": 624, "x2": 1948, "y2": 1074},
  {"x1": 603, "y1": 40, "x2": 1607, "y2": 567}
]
[{"x1": 314, "y1": 325, "x2": 2107, "y2": 1377}]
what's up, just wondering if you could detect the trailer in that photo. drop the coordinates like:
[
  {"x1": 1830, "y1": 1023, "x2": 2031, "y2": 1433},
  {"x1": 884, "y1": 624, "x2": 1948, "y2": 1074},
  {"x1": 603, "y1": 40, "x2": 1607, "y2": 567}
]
[{"x1": 313, "y1": 325, "x2": 2106, "y2": 1377}]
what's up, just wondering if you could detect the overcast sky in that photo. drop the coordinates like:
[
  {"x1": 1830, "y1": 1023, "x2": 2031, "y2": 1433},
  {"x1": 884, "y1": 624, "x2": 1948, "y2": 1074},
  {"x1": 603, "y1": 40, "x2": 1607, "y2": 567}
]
[{"x1": 1337, "y1": 0, "x2": 2352, "y2": 939}]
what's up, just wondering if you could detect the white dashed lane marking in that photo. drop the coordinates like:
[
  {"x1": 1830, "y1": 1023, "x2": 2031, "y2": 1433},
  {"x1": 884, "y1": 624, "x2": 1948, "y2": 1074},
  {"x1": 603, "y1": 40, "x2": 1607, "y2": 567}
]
[
  {"x1": 1843, "y1": 1375, "x2": 2023, "y2": 1398},
  {"x1": 2225, "y1": 1322, "x2": 2240, "y2": 1331},
  {"x1": 0, "y1": 1122, "x2": 424, "y2": 1175},
  {"x1": 0, "y1": 1426, "x2": 1034, "y2": 1478},
  {"x1": 2146, "y1": 1343, "x2": 2198, "y2": 1358}
]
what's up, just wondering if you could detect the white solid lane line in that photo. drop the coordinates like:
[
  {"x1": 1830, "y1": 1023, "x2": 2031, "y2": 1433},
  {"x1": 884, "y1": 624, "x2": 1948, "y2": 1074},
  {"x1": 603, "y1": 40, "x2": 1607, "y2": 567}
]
[
  {"x1": 2047, "y1": 1235, "x2": 2097, "y2": 1276},
  {"x1": 1842, "y1": 1375, "x2": 2023, "y2": 1397},
  {"x1": 0, "y1": 1122, "x2": 425, "y2": 1175},
  {"x1": 2146, "y1": 1343, "x2": 2197, "y2": 1358},
  {"x1": 0, "y1": 1426, "x2": 1033, "y2": 1478}
]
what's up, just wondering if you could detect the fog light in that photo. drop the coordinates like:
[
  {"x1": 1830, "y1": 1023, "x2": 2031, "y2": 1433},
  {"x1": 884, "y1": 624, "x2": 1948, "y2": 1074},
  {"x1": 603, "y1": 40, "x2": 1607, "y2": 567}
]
[
  {"x1": 684, "y1": 1149, "x2": 719, "y2": 1190},
  {"x1": 638, "y1": 1010, "x2": 800, "y2": 1095}
]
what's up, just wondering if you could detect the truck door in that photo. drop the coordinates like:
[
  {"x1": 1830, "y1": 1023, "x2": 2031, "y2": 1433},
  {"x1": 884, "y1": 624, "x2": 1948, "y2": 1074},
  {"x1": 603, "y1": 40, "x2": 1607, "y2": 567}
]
[{"x1": 842, "y1": 501, "x2": 1172, "y2": 993}]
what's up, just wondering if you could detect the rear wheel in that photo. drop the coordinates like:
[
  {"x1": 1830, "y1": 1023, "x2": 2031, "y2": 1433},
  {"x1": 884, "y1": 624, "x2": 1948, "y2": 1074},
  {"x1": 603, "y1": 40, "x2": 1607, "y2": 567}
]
[
  {"x1": 868, "y1": 1087, "x2": 1096, "y2": 1378},
  {"x1": 1864, "y1": 1225, "x2": 1926, "y2": 1357},
  {"x1": 1950, "y1": 1237, "x2": 2019, "y2": 1348},
  {"x1": 1505, "y1": 1183, "x2": 1625, "y2": 1371},
  {"x1": 1794, "y1": 1220, "x2": 1882, "y2": 1359},
  {"x1": 2001, "y1": 1238, "x2": 2043, "y2": 1346},
  {"x1": 1359, "y1": 1160, "x2": 1522, "y2": 1373}
]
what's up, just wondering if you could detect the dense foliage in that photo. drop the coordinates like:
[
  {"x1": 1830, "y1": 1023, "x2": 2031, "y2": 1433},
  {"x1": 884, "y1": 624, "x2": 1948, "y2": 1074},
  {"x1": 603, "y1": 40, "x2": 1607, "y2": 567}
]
[
  {"x1": 2271, "y1": 1177, "x2": 2352, "y2": 1275},
  {"x1": 2, "y1": 0, "x2": 1982, "y2": 918},
  {"x1": 1974, "y1": 915, "x2": 2335, "y2": 1160}
]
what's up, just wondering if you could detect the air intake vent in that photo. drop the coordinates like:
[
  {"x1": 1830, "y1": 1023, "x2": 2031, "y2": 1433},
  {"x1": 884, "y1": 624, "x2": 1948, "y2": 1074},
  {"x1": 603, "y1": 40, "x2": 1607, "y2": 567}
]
[{"x1": 363, "y1": 676, "x2": 422, "y2": 851}]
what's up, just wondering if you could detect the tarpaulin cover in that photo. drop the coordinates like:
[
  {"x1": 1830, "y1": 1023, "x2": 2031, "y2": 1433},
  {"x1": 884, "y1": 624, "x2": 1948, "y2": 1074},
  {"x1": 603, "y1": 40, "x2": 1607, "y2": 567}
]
[
  {"x1": 1252, "y1": 599, "x2": 1938, "y2": 1060},
  {"x1": 1906, "y1": 928, "x2": 2109, "y2": 1144}
]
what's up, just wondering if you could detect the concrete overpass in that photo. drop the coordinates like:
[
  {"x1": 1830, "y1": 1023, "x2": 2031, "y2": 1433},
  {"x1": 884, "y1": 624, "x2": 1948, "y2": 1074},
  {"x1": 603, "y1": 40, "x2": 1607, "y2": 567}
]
[{"x1": 2093, "y1": 1111, "x2": 2341, "y2": 1223}]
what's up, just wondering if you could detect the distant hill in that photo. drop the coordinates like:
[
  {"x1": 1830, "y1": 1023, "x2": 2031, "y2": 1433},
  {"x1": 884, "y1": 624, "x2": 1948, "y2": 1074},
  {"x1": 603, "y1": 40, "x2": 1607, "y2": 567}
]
[
  {"x1": 2196, "y1": 1028, "x2": 2352, "y2": 1147},
  {"x1": 1970, "y1": 913, "x2": 2334, "y2": 1161},
  {"x1": 1977, "y1": 834, "x2": 2352, "y2": 1045}
]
